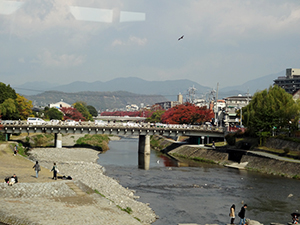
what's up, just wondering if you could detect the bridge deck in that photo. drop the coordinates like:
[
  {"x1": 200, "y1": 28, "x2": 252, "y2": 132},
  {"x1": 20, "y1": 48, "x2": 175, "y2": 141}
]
[{"x1": 0, "y1": 121, "x2": 225, "y2": 138}]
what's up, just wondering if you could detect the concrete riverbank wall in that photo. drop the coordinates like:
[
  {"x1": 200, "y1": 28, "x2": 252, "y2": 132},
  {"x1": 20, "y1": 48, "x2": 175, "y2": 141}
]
[
  {"x1": 241, "y1": 154, "x2": 300, "y2": 178},
  {"x1": 163, "y1": 143, "x2": 300, "y2": 179}
]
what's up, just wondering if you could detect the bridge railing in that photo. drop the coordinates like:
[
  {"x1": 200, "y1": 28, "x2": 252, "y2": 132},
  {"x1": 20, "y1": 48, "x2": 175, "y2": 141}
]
[{"x1": 0, "y1": 120, "x2": 225, "y2": 133}]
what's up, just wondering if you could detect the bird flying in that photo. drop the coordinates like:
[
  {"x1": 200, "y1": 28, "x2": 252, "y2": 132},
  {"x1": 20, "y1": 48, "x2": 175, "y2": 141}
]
[{"x1": 178, "y1": 35, "x2": 184, "y2": 41}]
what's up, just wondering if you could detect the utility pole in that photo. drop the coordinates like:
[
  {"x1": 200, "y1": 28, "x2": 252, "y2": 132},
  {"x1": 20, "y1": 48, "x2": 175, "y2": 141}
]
[{"x1": 215, "y1": 83, "x2": 219, "y2": 126}]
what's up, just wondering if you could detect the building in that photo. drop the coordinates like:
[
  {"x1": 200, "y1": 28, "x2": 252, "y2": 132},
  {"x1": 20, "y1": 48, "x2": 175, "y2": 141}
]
[
  {"x1": 274, "y1": 68, "x2": 300, "y2": 94},
  {"x1": 155, "y1": 93, "x2": 183, "y2": 110},
  {"x1": 155, "y1": 101, "x2": 181, "y2": 110},
  {"x1": 49, "y1": 99, "x2": 72, "y2": 109},
  {"x1": 223, "y1": 95, "x2": 251, "y2": 126},
  {"x1": 126, "y1": 104, "x2": 139, "y2": 111}
]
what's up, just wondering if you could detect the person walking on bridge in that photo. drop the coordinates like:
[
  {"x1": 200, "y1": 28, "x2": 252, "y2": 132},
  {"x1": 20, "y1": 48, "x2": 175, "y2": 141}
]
[{"x1": 32, "y1": 161, "x2": 41, "y2": 178}]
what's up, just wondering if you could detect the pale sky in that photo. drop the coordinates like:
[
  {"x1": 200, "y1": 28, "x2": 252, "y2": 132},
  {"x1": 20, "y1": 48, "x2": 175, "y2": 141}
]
[{"x1": 1, "y1": 0, "x2": 300, "y2": 89}]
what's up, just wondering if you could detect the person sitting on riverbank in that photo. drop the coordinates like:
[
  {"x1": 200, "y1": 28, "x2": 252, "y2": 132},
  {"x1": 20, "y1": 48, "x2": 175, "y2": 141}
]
[{"x1": 5, "y1": 174, "x2": 18, "y2": 186}]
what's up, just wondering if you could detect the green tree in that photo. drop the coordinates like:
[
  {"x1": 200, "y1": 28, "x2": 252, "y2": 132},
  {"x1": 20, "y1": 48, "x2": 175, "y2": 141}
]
[
  {"x1": 146, "y1": 110, "x2": 165, "y2": 123},
  {"x1": 0, "y1": 82, "x2": 17, "y2": 104},
  {"x1": 0, "y1": 98, "x2": 17, "y2": 119},
  {"x1": 87, "y1": 105, "x2": 98, "y2": 117},
  {"x1": 45, "y1": 107, "x2": 64, "y2": 120},
  {"x1": 73, "y1": 102, "x2": 93, "y2": 121},
  {"x1": 16, "y1": 94, "x2": 33, "y2": 120},
  {"x1": 243, "y1": 85, "x2": 300, "y2": 137}
]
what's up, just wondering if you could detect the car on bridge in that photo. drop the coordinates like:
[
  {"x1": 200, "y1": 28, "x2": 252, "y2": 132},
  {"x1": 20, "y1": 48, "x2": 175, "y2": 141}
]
[
  {"x1": 64, "y1": 119, "x2": 79, "y2": 126},
  {"x1": 49, "y1": 119, "x2": 60, "y2": 125},
  {"x1": 27, "y1": 117, "x2": 46, "y2": 125},
  {"x1": 94, "y1": 120, "x2": 107, "y2": 126}
]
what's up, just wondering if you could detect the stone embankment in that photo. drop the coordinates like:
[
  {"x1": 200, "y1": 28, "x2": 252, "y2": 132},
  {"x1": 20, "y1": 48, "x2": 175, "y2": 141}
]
[
  {"x1": 265, "y1": 138, "x2": 300, "y2": 151},
  {"x1": 168, "y1": 144, "x2": 300, "y2": 178},
  {"x1": 154, "y1": 135, "x2": 300, "y2": 179},
  {"x1": 0, "y1": 135, "x2": 156, "y2": 225}
]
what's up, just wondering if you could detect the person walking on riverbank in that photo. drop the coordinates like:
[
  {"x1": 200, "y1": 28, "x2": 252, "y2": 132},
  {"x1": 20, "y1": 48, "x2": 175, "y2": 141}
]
[
  {"x1": 13, "y1": 144, "x2": 18, "y2": 156},
  {"x1": 229, "y1": 204, "x2": 235, "y2": 224},
  {"x1": 238, "y1": 204, "x2": 247, "y2": 225},
  {"x1": 32, "y1": 161, "x2": 41, "y2": 178},
  {"x1": 51, "y1": 163, "x2": 58, "y2": 180}
]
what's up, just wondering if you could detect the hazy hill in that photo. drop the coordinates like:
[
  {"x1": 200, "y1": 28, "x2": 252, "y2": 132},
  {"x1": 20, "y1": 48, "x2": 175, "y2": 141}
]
[
  {"x1": 16, "y1": 77, "x2": 212, "y2": 101},
  {"x1": 219, "y1": 71, "x2": 283, "y2": 96},
  {"x1": 16, "y1": 71, "x2": 283, "y2": 105},
  {"x1": 26, "y1": 90, "x2": 168, "y2": 111}
]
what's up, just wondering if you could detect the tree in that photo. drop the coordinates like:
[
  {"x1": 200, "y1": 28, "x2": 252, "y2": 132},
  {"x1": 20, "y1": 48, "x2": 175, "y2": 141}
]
[
  {"x1": 0, "y1": 82, "x2": 17, "y2": 104},
  {"x1": 60, "y1": 107, "x2": 85, "y2": 121},
  {"x1": 87, "y1": 105, "x2": 98, "y2": 117},
  {"x1": 146, "y1": 109, "x2": 166, "y2": 123},
  {"x1": 16, "y1": 94, "x2": 33, "y2": 120},
  {"x1": 161, "y1": 102, "x2": 214, "y2": 124},
  {"x1": 243, "y1": 85, "x2": 300, "y2": 137},
  {"x1": 0, "y1": 98, "x2": 17, "y2": 120},
  {"x1": 73, "y1": 102, "x2": 93, "y2": 121},
  {"x1": 45, "y1": 107, "x2": 64, "y2": 120},
  {"x1": 0, "y1": 82, "x2": 19, "y2": 120}
]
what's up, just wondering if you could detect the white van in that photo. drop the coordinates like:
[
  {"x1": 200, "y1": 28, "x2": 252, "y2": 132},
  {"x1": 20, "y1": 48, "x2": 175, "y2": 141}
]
[{"x1": 27, "y1": 117, "x2": 46, "y2": 125}]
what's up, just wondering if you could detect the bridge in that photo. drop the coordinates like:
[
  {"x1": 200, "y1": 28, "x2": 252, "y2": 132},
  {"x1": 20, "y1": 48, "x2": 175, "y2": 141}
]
[{"x1": 0, "y1": 121, "x2": 225, "y2": 169}]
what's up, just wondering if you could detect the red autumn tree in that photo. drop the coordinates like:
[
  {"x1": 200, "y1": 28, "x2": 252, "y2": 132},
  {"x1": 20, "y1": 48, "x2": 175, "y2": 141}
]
[
  {"x1": 60, "y1": 107, "x2": 85, "y2": 121},
  {"x1": 161, "y1": 102, "x2": 214, "y2": 124}
]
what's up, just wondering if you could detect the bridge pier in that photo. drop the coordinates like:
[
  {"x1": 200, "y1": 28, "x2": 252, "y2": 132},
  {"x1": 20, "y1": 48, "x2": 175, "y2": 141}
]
[
  {"x1": 54, "y1": 133, "x2": 62, "y2": 148},
  {"x1": 138, "y1": 135, "x2": 150, "y2": 170}
]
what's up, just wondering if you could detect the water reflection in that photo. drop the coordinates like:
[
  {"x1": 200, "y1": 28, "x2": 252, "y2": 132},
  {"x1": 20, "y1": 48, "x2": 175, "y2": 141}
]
[{"x1": 138, "y1": 153, "x2": 150, "y2": 170}]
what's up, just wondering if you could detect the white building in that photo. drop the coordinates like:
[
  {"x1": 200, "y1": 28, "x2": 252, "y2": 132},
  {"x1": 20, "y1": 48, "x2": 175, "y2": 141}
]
[{"x1": 49, "y1": 99, "x2": 72, "y2": 109}]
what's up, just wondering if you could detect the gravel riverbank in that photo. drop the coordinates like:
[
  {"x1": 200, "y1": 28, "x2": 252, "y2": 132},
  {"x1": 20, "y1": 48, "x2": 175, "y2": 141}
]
[{"x1": 0, "y1": 134, "x2": 157, "y2": 225}]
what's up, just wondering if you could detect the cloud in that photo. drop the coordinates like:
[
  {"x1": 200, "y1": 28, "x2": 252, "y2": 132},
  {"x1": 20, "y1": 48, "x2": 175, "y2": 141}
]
[
  {"x1": 112, "y1": 36, "x2": 147, "y2": 46},
  {"x1": 160, "y1": 0, "x2": 300, "y2": 43},
  {"x1": 33, "y1": 49, "x2": 85, "y2": 68}
]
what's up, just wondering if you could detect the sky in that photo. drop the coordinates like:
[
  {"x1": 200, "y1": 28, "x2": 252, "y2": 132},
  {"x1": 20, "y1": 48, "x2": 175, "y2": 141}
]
[{"x1": 1, "y1": 0, "x2": 300, "y2": 90}]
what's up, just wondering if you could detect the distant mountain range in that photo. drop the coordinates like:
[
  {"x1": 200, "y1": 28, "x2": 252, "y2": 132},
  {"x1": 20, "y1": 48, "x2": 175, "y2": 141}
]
[{"x1": 13, "y1": 70, "x2": 283, "y2": 110}]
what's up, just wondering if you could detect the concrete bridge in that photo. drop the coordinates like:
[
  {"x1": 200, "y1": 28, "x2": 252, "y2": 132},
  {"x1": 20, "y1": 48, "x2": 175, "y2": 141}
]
[{"x1": 0, "y1": 121, "x2": 225, "y2": 170}]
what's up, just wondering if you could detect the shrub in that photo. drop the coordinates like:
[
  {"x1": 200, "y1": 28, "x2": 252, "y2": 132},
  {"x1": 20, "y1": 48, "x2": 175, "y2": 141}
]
[
  {"x1": 283, "y1": 147, "x2": 290, "y2": 155},
  {"x1": 75, "y1": 134, "x2": 110, "y2": 151},
  {"x1": 225, "y1": 133, "x2": 236, "y2": 146}
]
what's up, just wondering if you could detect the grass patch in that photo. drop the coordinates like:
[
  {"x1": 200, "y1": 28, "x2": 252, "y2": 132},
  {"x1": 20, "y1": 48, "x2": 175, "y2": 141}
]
[
  {"x1": 75, "y1": 134, "x2": 110, "y2": 152},
  {"x1": 134, "y1": 217, "x2": 141, "y2": 222},
  {"x1": 12, "y1": 143, "x2": 28, "y2": 157},
  {"x1": 31, "y1": 134, "x2": 55, "y2": 147},
  {"x1": 117, "y1": 205, "x2": 133, "y2": 214},
  {"x1": 94, "y1": 189, "x2": 106, "y2": 198},
  {"x1": 171, "y1": 153, "x2": 216, "y2": 164},
  {"x1": 257, "y1": 146, "x2": 300, "y2": 159}
]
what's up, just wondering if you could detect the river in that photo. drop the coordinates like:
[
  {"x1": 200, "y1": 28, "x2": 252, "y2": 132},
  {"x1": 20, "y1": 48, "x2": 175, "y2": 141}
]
[{"x1": 97, "y1": 137, "x2": 299, "y2": 225}]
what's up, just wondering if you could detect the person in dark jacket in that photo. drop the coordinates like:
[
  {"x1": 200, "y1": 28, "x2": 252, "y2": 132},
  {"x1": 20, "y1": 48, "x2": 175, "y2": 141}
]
[
  {"x1": 238, "y1": 204, "x2": 247, "y2": 225},
  {"x1": 51, "y1": 162, "x2": 58, "y2": 180},
  {"x1": 32, "y1": 161, "x2": 41, "y2": 178}
]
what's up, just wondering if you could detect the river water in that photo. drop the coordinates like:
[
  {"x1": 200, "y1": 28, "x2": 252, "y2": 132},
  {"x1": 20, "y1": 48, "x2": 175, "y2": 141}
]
[{"x1": 97, "y1": 137, "x2": 300, "y2": 225}]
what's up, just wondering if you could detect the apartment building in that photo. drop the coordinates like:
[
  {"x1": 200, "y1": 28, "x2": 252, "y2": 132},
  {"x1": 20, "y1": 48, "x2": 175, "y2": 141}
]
[{"x1": 274, "y1": 68, "x2": 300, "y2": 94}]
